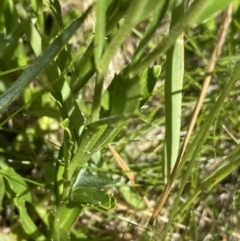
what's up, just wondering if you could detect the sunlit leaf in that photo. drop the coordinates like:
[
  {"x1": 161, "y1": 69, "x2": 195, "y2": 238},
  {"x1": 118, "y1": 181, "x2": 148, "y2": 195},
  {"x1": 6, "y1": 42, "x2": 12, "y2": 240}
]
[
  {"x1": 73, "y1": 169, "x2": 119, "y2": 188},
  {"x1": 14, "y1": 198, "x2": 46, "y2": 241},
  {"x1": 0, "y1": 167, "x2": 31, "y2": 201},
  {"x1": 0, "y1": 175, "x2": 5, "y2": 211},
  {"x1": 0, "y1": 13, "x2": 90, "y2": 113},
  {"x1": 103, "y1": 65, "x2": 161, "y2": 116},
  {"x1": 71, "y1": 186, "x2": 116, "y2": 210},
  {"x1": 191, "y1": 0, "x2": 233, "y2": 24},
  {"x1": 0, "y1": 233, "x2": 17, "y2": 241},
  {"x1": 51, "y1": 228, "x2": 70, "y2": 241}
]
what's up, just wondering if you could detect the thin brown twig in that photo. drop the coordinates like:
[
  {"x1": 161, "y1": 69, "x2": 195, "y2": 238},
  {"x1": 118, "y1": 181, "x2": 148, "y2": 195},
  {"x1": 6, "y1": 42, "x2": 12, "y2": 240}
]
[{"x1": 108, "y1": 144, "x2": 153, "y2": 212}]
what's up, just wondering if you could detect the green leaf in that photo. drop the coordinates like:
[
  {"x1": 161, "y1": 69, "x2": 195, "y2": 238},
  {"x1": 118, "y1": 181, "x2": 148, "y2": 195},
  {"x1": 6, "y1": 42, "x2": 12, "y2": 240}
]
[
  {"x1": 68, "y1": 121, "x2": 127, "y2": 181},
  {"x1": 70, "y1": 229, "x2": 88, "y2": 240},
  {"x1": 179, "y1": 143, "x2": 240, "y2": 214},
  {"x1": 98, "y1": 0, "x2": 161, "y2": 74},
  {"x1": 0, "y1": 23, "x2": 23, "y2": 58},
  {"x1": 164, "y1": 1, "x2": 184, "y2": 181},
  {"x1": 105, "y1": 65, "x2": 161, "y2": 116},
  {"x1": 191, "y1": 0, "x2": 233, "y2": 24},
  {"x1": 14, "y1": 198, "x2": 46, "y2": 241},
  {"x1": 73, "y1": 169, "x2": 120, "y2": 188},
  {"x1": 94, "y1": 0, "x2": 109, "y2": 70},
  {"x1": 0, "y1": 65, "x2": 30, "y2": 76},
  {"x1": 15, "y1": 3, "x2": 42, "y2": 56},
  {"x1": 131, "y1": 0, "x2": 172, "y2": 64},
  {"x1": 0, "y1": 175, "x2": 5, "y2": 211},
  {"x1": 49, "y1": 0, "x2": 64, "y2": 30},
  {"x1": 136, "y1": 0, "x2": 167, "y2": 24},
  {"x1": 0, "y1": 13, "x2": 89, "y2": 113},
  {"x1": 71, "y1": 186, "x2": 116, "y2": 209},
  {"x1": 58, "y1": 204, "x2": 83, "y2": 232},
  {"x1": 0, "y1": 167, "x2": 45, "y2": 240},
  {"x1": 0, "y1": 167, "x2": 31, "y2": 201},
  {"x1": 0, "y1": 233, "x2": 17, "y2": 241},
  {"x1": 201, "y1": 143, "x2": 240, "y2": 190},
  {"x1": 15, "y1": 4, "x2": 90, "y2": 138},
  {"x1": 60, "y1": 118, "x2": 74, "y2": 173},
  {"x1": 55, "y1": 121, "x2": 125, "y2": 233},
  {"x1": 55, "y1": 118, "x2": 75, "y2": 204},
  {"x1": 129, "y1": 0, "x2": 233, "y2": 76},
  {"x1": 119, "y1": 186, "x2": 146, "y2": 209},
  {"x1": 161, "y1": 60, "x2": 240, "y2": 237},
  {"x1": 51, "y1": 228, "x2": 70, "y2": 241}
]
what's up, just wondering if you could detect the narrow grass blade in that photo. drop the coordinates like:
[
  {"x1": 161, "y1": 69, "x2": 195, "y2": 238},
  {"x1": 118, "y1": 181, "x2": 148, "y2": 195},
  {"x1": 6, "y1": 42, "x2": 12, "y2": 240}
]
[
  {"x1": 0, "y1": 65, "x2": 31, "y2": 76},
  {"x1": 179, "y1": 143, "x2": 240, "y2": 213},
  {"x1": 49, "y1": 0, "x2": 64, "y2": 30},
  {"x1": 58, "y1": 204, "x2": 83, "y2": 232},
  {"x1": 98, "y1": 0, "x2": 160, "y2": 74},
  {"x1": 51, "y1": 228, "x2": 69, "y2": 241},
  {"x1": 0, "y1": 176, "x2": 4, "y2": 210},
  {"x1": 68, "y1": 121, "x2": 128, "y2": 181},
  {"x1": 150, "y1": 11, "x2": 237, "y2": 224},
  {"x1": 91, "y1": 1, "x2": 111, "y2": 120},
  {"x1": 94, "y1": 0, "x2": 109, "y2": 71},
  {"x1": 161, "y1": 60, "x2": 240, "y2": 237},
  {"x1": 177, "y1": 3, "x2": 233, "y2": 174},
  {"x1": 15, "y1": 3, "x2": 42, "y2": 56},
  {"x1": 192, "y1": 0, "x2": 233, "y2": 24},
  {"x1": 130, "y1": 0, "x2": 233, "y2": 76},
  {"x1": 53, "y1": 121, "x2": 127, "y2": 232},
  {"x1": 131, "y1": 0, "x2": 172, "y2": 65},
  {"x1": 163, "y1": 2, "x2": 184, "y2": 181},
  {"x1": 0, "y1": 24, "x2": 23, "y2": 58},
  {"x1": 13, "y1": 4, "x2": 92, "y2": 137},
  {"x1": 108, "y1": 144, "x2": 153, "y2": 211},
  {"x1": 90, "y1": 73, "x2": 104, "y2": 122},
  {"x1": 0, "y1": 15, "x2": 88, "y2": 113},
  {"x1": 72, "y1": 4, "x2": 128, "y2": 93},
  {"x1": 1, "y1": 167, "x2": 45, "y2": 240},
  {"x1": 15, "y1": 198, "x2": 46, "y2": 241}
]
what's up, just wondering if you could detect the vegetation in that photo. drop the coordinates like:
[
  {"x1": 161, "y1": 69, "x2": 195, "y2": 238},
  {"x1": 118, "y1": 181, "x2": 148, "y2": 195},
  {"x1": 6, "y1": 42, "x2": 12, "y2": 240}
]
[{"x1": 0, "y1": 0, "x2": 240, "y2": 240}]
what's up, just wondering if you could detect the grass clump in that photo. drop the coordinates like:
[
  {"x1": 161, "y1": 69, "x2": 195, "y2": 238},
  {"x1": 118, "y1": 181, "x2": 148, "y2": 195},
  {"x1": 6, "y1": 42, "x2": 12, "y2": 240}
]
[{"x1": 0, "y1": 0, "x2": 240, "y2": 240}]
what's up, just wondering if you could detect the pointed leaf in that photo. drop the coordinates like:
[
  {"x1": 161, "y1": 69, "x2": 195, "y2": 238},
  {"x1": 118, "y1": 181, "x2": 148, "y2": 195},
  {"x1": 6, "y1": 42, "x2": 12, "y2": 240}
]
[
  {"x1": 94, "y1": 0, "x2": 109, "y2": 70},
  {"x1": 14, "y1": 198, "x2": 46, "y2": 241},
  {"x1": 0, "y1": 176, "x2": 5, "y2": 211},
  {"x1": 0, "y1": 167, "x2": 31, "y2": 201},
  {"x1": 51, "y1": 228, "x2": 70, "y2": 241},
  {"x1": 191, "y1": 0, "x2": 233, "y2": 24},
  {"x1": 0, "y1": 15, "x2": 89, "y2": 113},
  {"x1": 98, "y1": 0, "x2": 161, "y2": 74},
  {"x1": 58, "y1": 204, "x2": 83, "y2": 232},
  {"x1": 0, "y1": 233, "x2": 17, "y2": 241},
  {"x1": 15, "y1": 3, "x2": 42, "y2": 56},
  {"x1": 106, "y1": 65, "x2": 161, "y2": 116},
  {"x1": 71, "y1": 186, "x2": 116, "y2": 209},
  {"x1": 73, "y1": 169, "x2": 120, "y2": 188}
]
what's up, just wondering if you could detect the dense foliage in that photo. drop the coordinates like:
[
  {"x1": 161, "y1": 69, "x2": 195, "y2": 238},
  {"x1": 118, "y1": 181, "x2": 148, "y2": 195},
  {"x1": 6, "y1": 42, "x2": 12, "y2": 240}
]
[{"x1": 0, "y1": 0, "x2": 239, "y2": 240}]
